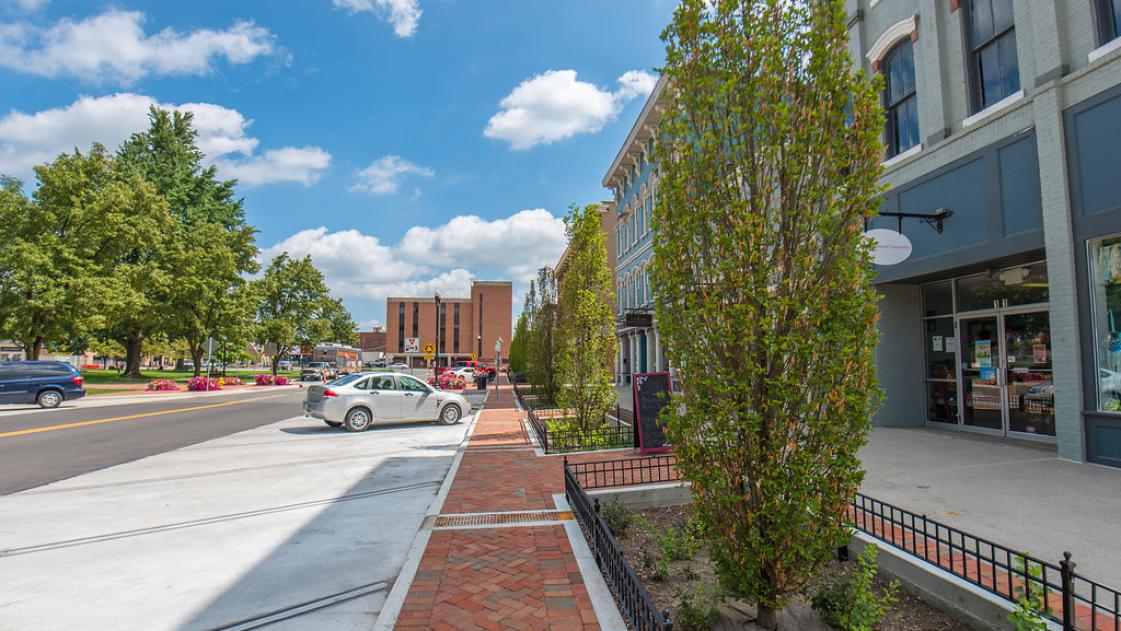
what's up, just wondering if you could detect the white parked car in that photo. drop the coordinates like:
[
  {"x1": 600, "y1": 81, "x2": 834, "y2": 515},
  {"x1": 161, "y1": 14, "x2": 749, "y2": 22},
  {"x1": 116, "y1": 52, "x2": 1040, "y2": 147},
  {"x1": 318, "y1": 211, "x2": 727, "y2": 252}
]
[
  {"x1": 388, "y1": 362, "x2": 409, "y2": 371},
  {"x1": 302, "y1": 372, "x2": 468, "y2": 431}
]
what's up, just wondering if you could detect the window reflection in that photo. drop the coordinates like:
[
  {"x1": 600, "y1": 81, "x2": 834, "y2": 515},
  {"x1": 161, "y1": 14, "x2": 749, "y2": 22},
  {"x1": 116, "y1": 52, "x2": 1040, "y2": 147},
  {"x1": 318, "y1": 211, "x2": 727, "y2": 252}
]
[{"x1": 1091, "y1": 234, "x2": 1121, "y2": 413}]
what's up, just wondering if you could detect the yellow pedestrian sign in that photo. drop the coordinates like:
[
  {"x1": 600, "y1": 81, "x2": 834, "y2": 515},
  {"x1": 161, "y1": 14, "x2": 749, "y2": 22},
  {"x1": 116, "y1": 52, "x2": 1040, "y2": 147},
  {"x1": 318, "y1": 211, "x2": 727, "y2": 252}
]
[
  {"x1": 423, "y1": 343, "x2": 435, "y2": 354},
  {"x1": 469, "y1": 352, "x2": 477, "y2": 361},
  {"x1": 424, "y1": 352, "x2": 435, "y2": 361}
]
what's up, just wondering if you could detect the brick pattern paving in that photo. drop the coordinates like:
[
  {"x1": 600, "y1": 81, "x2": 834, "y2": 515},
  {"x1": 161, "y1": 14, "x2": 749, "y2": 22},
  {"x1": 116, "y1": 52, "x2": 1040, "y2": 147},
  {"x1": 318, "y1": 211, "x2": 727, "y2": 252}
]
[{"x1": 396, "y1": 381, "x2": 628, "y2": 630}]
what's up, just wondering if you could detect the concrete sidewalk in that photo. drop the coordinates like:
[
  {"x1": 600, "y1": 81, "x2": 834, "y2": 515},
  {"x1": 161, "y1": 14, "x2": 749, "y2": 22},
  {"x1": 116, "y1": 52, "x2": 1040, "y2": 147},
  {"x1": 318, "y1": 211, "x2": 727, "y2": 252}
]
[
  {"x1": 0, "y1": 412, "x2": 472, "y2": 629},
  {"x1": 859, "y1": 427, "x2": 1121, "y2": 589}
]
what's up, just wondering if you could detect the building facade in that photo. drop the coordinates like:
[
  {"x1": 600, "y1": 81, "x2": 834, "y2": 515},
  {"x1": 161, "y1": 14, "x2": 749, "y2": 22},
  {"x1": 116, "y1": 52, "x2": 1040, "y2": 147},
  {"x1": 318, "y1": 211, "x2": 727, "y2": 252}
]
[
  {"x1": 602, "y1": 1, "x2": 1121, "y2": 466},
  {"x1": 603, "y1": 78, "x2": 669, "y2": 391},
  {"x1": 849, "y1": 0, "x2": 1121, "y2": 466},
  {"x1": 384, "y1": 281, "x2": 512, "y2": 368},
  {"x1": 358, "y1": 328, "x2": 387, "y2": 354}
]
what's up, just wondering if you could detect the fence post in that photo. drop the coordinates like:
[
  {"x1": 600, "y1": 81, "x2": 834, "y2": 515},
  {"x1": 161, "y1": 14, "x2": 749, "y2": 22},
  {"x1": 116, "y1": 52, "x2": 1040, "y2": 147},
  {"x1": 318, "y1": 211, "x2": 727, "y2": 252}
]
[
  {"x1": 662, "y1": 608, "x2": 673, "y2": 630},
  {"x1": 593, "y1": 498, "x2": 602, "y2": 567},
  {"x1": 1060, "y1": 551, "x2": 1075, "y2": 631}
]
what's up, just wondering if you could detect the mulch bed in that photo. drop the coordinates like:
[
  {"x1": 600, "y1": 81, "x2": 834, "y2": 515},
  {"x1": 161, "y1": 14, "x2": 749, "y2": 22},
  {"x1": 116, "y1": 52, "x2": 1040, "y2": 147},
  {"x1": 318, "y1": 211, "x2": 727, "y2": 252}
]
[{"x1": 613, "y1": 504, "x2": 972, "y2": 631}]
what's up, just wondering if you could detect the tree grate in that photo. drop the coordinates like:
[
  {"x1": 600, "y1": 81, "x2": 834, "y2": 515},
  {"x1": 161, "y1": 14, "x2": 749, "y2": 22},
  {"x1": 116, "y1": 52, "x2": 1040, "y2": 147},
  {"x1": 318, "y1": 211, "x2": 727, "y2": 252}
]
[{"x1": 434, "y1": 511, "x2": 572, "y2": 528}]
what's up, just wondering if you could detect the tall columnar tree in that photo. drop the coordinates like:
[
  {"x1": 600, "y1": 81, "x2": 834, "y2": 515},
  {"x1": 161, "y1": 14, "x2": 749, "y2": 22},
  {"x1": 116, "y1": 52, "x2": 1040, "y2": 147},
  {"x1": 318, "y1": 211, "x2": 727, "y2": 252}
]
[
  {"x1": 252, "y1": 253, "x2": 335, "y2": 375},
  {"x1": 555, "y1": 204, "x2": 616, "y2": 429},
  {"x1": 652, "y1": 1, "x2": 884, "y2": 627},
  {"x1": 0, "y1": 148, "x2": 170, "y2": 359},
  {"x1": 526, "y1": 267, "x2": 559, "y2": 402}
]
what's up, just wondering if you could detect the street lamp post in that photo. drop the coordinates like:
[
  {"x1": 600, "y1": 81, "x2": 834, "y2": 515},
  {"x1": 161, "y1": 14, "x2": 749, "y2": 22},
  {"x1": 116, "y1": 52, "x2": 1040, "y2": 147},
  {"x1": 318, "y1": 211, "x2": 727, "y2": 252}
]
[
  {"x1": 494, "y1": 337, "x2": 503, "y2": 392},
  {"x1": 434, "y1": 290, "x2": 441, "y2": 382}
]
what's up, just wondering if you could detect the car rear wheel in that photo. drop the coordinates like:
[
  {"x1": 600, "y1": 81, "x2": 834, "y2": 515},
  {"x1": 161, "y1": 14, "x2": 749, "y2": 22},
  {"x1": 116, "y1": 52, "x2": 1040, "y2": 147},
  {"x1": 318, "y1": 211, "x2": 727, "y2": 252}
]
[
  {"x1": 438, "y1": 404, "x2": 462, "y2": 425},
  {"x1": 37, "y1": 390, "x2": 63, "y2": 409},
  {"x1": 344, "y1": 407, "x2": 372, "y2": 432},
  {"x1": 324, "y1": 421, "x2": 342, "y2": 428}
]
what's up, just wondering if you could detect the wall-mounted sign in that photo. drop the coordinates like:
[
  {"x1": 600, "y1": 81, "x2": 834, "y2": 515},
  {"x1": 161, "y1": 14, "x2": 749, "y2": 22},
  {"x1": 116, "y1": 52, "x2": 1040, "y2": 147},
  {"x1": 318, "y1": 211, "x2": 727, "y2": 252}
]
[
  {"x1": 864, "y1": 228, "x2": 913, "y2": 266},
  {"x1": 404, "y1": 337, "x2": 420, "y2": 353},
  {"x1": 624, "y1": 313, "x2": 653, "y2": 328}
]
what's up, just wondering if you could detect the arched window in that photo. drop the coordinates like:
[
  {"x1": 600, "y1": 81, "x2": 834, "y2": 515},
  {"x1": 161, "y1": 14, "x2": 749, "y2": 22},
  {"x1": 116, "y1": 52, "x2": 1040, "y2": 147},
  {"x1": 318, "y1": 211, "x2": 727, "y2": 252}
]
[
  {"x1": 644, "y1": 267, "x2": 651, "y2": 304},
  {"x1": 636, "y1": 265, "x2": 645, "y2": 305},
  {"x1": 883, "y1": 40, "x2": 919, "y2": 157}
]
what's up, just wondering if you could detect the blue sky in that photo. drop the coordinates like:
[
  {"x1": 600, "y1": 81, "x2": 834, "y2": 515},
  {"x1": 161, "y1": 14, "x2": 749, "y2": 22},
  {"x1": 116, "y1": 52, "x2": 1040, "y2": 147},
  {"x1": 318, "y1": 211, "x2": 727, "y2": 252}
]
[{"x1": 0, "y1": 0, "x2": 675, "y2": 328}]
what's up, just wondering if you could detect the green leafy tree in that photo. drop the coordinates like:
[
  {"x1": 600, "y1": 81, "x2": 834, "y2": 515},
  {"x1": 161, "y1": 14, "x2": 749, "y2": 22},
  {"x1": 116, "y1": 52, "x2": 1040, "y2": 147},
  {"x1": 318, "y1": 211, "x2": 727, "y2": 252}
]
[
  {"x1": 508, "y1": 309, "x2": 530, "y2": 376},
  {"x1": 114, "y1": 107, "x2": 253, "y2": 376},
  {"x1": 0, "y1": 147, "x2": 170, "y2": 360},
  {"x1": 252, "y1": 253, "x2": 333, "y2": 375},
  {"x1": 555, "y1": 204, "x2": 616, "y2": 429},
  {"x1": 322, "y1": 297, "x2": 358, "y2": 346},
  {"x1": 526, "y1": 267, "x2": 560, "y2": 402},
  {"x1": 652, "y1": 1, "x2": 884, "y2": 627}
]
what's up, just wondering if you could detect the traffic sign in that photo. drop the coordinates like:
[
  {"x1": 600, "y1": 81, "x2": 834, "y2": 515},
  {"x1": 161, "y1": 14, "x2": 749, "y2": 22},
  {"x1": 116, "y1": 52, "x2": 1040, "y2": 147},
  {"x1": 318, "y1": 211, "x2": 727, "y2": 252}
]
[
  {"x1": 423, "y1": 343, "x2": 435, "y2": 354},
  {"x1": 469, "y1": 352, "x2": 477, "y2": 361},
  {"x1": 404, "y1": 337, "x2": 420, "y2": 353},
  {"x1": 424, "y1": 352, "x2": 435, "y2": 361}
]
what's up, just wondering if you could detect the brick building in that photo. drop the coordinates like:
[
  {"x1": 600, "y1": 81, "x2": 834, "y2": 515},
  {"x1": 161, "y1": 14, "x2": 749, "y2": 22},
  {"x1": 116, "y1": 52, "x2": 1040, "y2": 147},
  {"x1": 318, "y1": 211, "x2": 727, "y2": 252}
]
[
  {"x1": 358, "y1": 328, "x2": 386, "y2": 353},
  {"x1": 385, "y1": 281, "x2": 512, "y2": 368}
]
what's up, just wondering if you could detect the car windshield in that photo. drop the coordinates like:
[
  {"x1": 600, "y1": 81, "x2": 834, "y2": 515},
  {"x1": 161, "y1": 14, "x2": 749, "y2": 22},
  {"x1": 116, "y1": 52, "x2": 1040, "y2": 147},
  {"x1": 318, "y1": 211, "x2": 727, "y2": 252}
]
[{"x1": 328, "y1": 374, "x2": 364, "y2": 386}]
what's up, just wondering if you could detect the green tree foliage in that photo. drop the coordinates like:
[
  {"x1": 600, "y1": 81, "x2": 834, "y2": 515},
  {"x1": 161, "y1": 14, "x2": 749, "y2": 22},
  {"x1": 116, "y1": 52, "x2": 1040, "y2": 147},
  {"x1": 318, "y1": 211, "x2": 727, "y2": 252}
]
[
  {"x1": 525, "y1": 267, "x2": 560, "y2": 402},
  {"x1": 508, "y1": 306, "x2": 530, "y2": 376},
  {"x1": 555, "y1": 204, "x2": 616, "y2": 429},
  {"x1": 322, "y1": 297, "x2": 359, "y2": 346},
  {"x1": 0, "y1": 147, "x2": 170, "y2": 359},
  {"x1": 652, "y1": 1, "x2": 884, "y2": 627},
  {"x1": 252, "y1": 253, "x2": 335, "y2": 374},
  {"x1": 114, "y1": 107, "x2": 256, "y2": 376}
]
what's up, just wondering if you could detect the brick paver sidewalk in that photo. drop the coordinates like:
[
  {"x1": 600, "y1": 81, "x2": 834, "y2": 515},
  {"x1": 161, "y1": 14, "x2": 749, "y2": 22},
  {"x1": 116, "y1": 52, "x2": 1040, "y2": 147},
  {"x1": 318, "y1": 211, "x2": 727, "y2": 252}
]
[{"x1": 394, "y1": 382, "x2": 627, "y2": 630}]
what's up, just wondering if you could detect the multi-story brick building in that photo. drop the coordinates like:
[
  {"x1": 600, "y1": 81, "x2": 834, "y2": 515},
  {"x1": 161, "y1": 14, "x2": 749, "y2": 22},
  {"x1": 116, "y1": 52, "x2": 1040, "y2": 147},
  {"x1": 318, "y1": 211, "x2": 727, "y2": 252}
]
[
  {"x1": 604, "y1": 1, "x2": 1121, "y2": 467},
  {"x1": 385, "y1": 281, "x2": 512, "y2": 368},
  {"x1": 358, "y1": 328, "x2": 386, "y2": 354}
]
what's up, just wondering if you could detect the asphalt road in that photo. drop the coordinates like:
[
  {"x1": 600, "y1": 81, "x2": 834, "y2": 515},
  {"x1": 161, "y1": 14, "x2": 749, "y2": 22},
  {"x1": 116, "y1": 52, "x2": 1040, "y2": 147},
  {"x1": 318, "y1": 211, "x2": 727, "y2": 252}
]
[{"x1": 0, "y1": 388, "x2": 306, "y2": 494}]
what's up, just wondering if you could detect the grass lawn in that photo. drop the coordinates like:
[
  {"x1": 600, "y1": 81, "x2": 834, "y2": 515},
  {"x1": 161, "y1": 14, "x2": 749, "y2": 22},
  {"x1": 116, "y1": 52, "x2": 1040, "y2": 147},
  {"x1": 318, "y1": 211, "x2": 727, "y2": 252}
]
[{"x1": 81, "y1": 369, "x2": 301, "y2": 384}]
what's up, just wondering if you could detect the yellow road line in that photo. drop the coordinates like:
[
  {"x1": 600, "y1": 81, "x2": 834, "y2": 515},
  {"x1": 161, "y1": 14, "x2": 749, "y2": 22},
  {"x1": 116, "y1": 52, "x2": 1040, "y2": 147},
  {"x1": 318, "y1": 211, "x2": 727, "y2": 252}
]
[{"x1": 0, "y1": 393, "x2": 291, "y2": 439}]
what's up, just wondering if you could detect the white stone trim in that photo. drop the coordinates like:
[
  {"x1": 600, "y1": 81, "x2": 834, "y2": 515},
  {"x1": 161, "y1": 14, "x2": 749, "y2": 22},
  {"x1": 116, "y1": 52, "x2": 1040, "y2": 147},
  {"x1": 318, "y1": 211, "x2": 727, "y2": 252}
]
[
  {"x1": 866, "y1": 15, "x2": 917, "y2": 64},
  {"x1": 1089, "y1": 37, "x2": 1121, "y2": 63},
  {"x1": 882, "y1": 143, "x2": 923, "y2": 168},
  {"x1": 962, "y1": 89, "x2": 1025, "y2": 128}
]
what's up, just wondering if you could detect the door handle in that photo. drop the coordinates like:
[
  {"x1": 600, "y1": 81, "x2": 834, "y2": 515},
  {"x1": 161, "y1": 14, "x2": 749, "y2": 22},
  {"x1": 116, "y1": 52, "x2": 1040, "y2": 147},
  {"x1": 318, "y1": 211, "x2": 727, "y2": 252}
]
[{"x1": 405, "y1": 393, "x2": 415, "y2": 397}]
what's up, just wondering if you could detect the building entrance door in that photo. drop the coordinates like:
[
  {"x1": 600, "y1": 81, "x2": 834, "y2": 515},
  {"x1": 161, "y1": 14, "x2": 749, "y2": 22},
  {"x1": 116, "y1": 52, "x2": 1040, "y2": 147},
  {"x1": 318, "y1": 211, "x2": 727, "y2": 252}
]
[{"x1": 956, "y1": 309, "x2": 1054, "y2": 438}]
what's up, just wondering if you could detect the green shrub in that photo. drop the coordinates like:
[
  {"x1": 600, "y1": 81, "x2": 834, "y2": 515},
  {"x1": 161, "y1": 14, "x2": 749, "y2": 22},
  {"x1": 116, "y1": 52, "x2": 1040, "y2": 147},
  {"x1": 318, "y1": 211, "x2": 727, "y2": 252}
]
[
  {"x1": 659, "y1": 517, "x2": 705, "y2": 561},
  {"x1": 1008, "y1": 556, "x2": 1052, "y2": 631},
  {"x1": 600, "y1": 497, "x2": 634, "y2": 537},
  {"x1": 675, "y1": 586, "x2": 721, "y2": 631},
  {"x1": 811, "y1": 544, "x2": 899, "y2": 631}
]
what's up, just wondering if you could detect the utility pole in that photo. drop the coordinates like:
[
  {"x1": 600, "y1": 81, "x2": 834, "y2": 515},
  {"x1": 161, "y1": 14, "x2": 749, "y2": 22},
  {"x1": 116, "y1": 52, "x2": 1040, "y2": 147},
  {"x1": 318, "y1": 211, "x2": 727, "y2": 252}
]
[{"x1": 434, "y1": 290, "x2": 442, "y2": 379}]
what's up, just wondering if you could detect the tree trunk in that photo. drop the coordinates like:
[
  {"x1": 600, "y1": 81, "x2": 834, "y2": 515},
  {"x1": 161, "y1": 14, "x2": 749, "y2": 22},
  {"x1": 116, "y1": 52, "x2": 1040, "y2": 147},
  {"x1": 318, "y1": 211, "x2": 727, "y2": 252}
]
[
  {"x1": 123, "y1": 331, "x2": 144, "y2": 377},
  {"x1": 24, "y1": 338, "x2": 43, "y2": 360},
  {"x1": 271, "y1": 353, "x2": 282, "y2": 376},
  {"x1": 757, "y1": 605, "x2": 779, "y2": 630},
  {"x1": 191, "y1": 348, "x2": 204, "y2": 377}
]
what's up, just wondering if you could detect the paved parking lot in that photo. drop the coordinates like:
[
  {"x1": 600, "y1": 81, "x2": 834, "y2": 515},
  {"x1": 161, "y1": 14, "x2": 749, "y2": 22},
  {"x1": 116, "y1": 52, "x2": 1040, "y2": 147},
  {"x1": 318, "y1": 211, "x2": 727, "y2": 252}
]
[{"x1": 0, "y1": 411, "x2": 473, "y2": 630}]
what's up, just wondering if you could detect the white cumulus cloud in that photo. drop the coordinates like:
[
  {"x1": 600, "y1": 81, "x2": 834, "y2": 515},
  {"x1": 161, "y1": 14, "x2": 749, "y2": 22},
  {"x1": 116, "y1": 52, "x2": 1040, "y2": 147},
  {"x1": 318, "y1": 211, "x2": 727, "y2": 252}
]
[
  {"x1": 0, "y1": 9, "x2": 279, "y2": 84},
  {"x1": 260, "y1": 208, "x2": 567, "y2": 322},
  {"x1": 331, "y1": 0, "x2": 421, "y2": 38},
  {"x1": 0, "y1": 93, "x2": 330, "y2": 187},
  {"x1": 484, "y1": 69, "x2": 658, "y2": 150},
  {"x1": 351, "y1": 155, "x2": 434, "y2": 195}
]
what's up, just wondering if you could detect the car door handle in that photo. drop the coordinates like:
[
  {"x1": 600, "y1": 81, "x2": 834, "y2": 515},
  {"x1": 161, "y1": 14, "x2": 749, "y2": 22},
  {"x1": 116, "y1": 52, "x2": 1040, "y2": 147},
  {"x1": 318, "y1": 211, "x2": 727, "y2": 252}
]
[{"x1": 404, "y1": 393, "x2": 415, "y2": 397}]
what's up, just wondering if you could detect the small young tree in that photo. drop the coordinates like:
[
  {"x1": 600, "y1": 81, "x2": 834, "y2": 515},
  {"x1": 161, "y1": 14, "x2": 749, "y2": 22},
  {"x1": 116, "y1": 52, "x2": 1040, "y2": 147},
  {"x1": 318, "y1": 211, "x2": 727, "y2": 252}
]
[
  {"x1": 526, "y1": 267, "x2": 560, "y2": 402},
  {"x1": 555, "y1": 204, "x2": 616, "y2": 429},
  {"x1": 652, "y1": 1, "x2": 884, "y2": 628}
]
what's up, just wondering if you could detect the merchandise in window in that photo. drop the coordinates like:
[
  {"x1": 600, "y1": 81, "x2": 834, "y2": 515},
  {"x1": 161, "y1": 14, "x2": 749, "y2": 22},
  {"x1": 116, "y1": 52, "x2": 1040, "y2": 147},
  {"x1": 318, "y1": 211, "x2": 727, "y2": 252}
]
[
  {"x1": 967, "y1": 0, "x2": 1020, "y2": 111},
  {"x1": 1090, "y1": 234, "x2": 1121, "y2": 412}
]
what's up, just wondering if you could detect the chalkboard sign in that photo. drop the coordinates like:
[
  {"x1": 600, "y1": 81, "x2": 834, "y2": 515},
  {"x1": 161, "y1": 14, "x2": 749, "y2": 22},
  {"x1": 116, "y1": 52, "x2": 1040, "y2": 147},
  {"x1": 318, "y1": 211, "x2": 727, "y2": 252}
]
[{"x1": 632, "y1": 372, "x2": 672, "y2": 454}]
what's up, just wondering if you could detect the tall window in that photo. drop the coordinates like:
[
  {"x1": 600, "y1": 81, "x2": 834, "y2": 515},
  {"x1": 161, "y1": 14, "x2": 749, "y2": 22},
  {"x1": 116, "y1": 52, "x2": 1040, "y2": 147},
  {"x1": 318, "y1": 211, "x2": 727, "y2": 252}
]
[
  {"x1": 643, "y1": 192, "x2": 652, "y2": 234},
  {"x1": 966, "y1": 0, "x2": 1020, "y2": 111},
  {"x1": 883, "y1": 40, "x2": 919, "y2": 157},
  {"x1": 412, "y1": 302, "x2": 419, "y2": 339},
  {"x1": 439, "y1": 303, "x2": 447, "y2": 353},
  {"x1": 1098, "y1": 0, "x2": 1121, "y2": 44},
  {"x1": 1090, "y1": 234, "x2": 1121, "y2": 413},
  {"x1": 397, "y1": 302, "x2": 405, "y2": 352},
  {"x1": 453, "y1": 303, "x2": 460, "y2": 352}
]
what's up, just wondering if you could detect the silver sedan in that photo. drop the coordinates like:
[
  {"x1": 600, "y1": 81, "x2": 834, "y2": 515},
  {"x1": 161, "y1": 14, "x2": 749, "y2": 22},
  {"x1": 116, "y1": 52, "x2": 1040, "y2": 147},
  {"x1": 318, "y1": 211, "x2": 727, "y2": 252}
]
[{"x1": 302, "y1": 372, "x2": 469, "y2": 432}]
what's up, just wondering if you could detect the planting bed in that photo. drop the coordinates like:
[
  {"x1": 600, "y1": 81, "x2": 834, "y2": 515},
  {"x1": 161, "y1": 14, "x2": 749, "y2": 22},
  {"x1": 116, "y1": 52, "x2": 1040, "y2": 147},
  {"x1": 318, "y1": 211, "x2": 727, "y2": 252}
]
[{"x1": 612, "y1": 504, "x2": 971, "y2": 631}]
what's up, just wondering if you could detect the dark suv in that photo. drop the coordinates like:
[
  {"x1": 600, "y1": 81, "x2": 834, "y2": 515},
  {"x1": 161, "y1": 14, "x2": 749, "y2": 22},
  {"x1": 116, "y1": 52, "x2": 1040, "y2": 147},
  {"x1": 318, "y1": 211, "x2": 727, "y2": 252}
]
[{"x1": 0, "y1": 361, "x2": 86, "y2": 408}]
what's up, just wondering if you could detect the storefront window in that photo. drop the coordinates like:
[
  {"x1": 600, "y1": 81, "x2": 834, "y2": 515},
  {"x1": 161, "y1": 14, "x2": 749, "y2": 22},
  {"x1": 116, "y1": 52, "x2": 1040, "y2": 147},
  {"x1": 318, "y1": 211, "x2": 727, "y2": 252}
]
[
  {"x1": 922, "y1": 281, "x2": 954, "y2": 316},
  {"x1": 1090, "y1": 234, "x2": 1121, "y2": 413},
  {"x1": 956, "y1": 262, "x2": 1048, "y2": 312}
]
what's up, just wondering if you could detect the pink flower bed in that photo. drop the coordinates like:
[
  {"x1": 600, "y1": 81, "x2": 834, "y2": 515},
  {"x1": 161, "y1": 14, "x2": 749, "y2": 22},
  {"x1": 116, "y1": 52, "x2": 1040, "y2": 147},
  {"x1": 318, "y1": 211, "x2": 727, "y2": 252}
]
[
  {"x1": 428, "y1": 373, "x2": 467, "y2": 390},
  {"x1": 255, "y1": 374, "x2": 291, "y2": 386},
  {"x1": 186, "y1": 376, "x2": 223, "y2": 391},
  {"x1": 147, "y1": 379, "x2": 179, "y2": 391}
]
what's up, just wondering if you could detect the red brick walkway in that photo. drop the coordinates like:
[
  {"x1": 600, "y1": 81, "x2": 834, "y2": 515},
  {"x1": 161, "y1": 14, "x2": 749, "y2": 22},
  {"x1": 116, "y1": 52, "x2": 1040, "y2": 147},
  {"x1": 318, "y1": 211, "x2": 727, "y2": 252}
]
[{"x1": 394, "y1": 383, "x2": 630, "y2": 630}]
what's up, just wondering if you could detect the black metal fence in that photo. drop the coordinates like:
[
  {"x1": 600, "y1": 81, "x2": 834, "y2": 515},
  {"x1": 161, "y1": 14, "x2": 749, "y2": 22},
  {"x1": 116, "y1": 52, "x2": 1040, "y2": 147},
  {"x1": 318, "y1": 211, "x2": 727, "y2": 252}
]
[
  {"x1": 527, "y1": 408, "x2": 633, "y2": 454},
  {"x1": 565, "y1": 453, "x2": 1121, "y2": 631},
  {"x1": 564, "y1": 459, "x2": 672, "y2": 631}
]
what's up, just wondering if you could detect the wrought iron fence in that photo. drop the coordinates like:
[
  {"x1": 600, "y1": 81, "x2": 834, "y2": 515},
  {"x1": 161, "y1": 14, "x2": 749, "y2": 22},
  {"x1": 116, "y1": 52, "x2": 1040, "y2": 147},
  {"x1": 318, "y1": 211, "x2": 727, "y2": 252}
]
[
  {"x1": 564, "y1": 453, "x2": 1121, "y2": 631},
  {"x1": 526, "y1": 408, "x2": 633, "y2": 454},
  {"x1": 564, "y1": 460, "x2": 672, "y2": 631}
]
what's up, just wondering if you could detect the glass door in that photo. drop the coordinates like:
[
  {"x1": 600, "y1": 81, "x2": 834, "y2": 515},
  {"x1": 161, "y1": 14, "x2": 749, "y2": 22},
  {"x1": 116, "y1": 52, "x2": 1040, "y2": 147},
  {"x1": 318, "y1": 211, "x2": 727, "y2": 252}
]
[
  {"x1": 959, "y1": 315, "x2": 1004, "y2": 432},
  {"x1": 1003, "y1": 311, "x2": 1055, "y2": 436}
]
